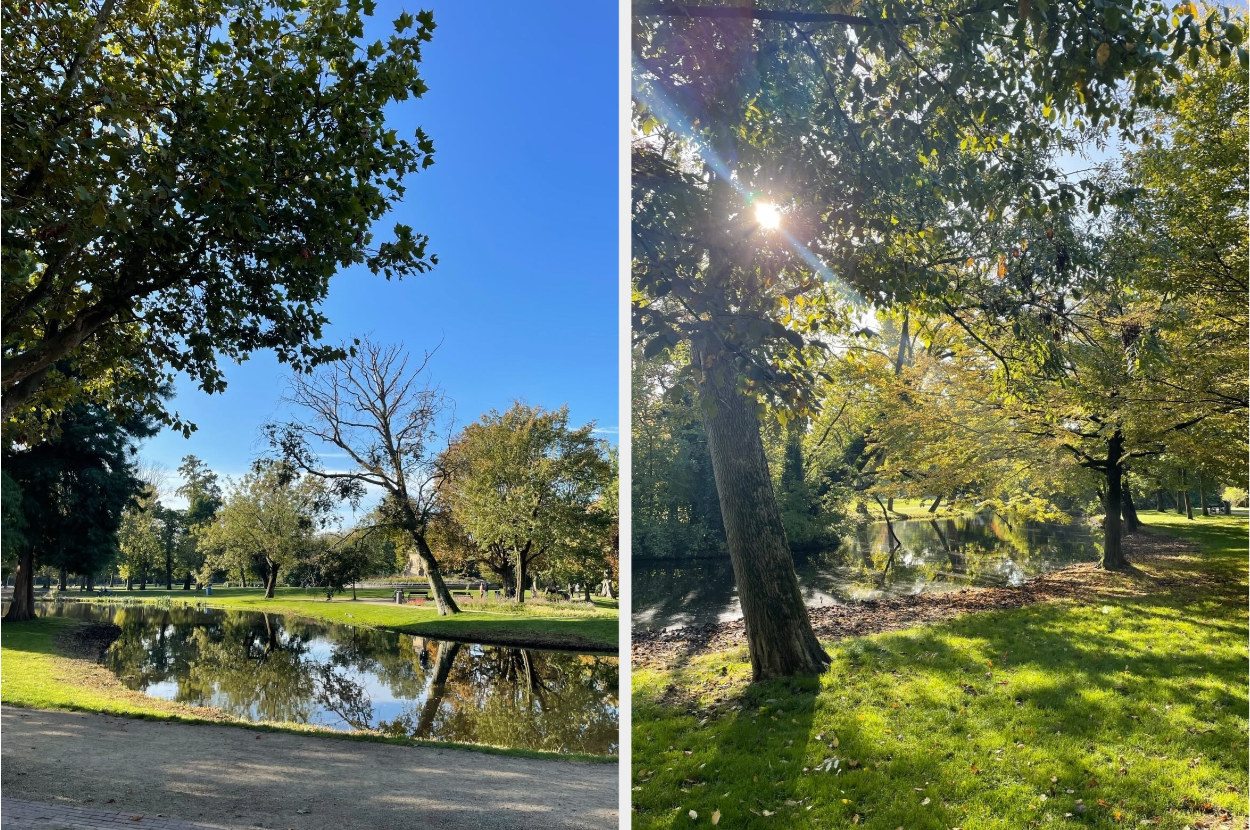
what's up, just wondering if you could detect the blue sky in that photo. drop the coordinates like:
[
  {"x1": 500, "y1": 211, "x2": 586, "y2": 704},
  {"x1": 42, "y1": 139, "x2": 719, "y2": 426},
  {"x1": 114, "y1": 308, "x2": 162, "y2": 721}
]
[{"x1": 142, "y1": 2, "x2": 619, "y2": 502}]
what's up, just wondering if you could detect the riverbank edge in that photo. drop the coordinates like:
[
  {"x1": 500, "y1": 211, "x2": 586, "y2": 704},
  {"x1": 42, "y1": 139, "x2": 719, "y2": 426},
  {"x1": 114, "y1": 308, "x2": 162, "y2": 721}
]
[
  {"x1": 633, "y1": 519, "x2": 1197, "y2": 669},
  {"x1": 0, "y1": 616, "x2": 617, "y2": 764},
  {"x1": 32, "y1": 592, "x2": 619, "y2": 653}
]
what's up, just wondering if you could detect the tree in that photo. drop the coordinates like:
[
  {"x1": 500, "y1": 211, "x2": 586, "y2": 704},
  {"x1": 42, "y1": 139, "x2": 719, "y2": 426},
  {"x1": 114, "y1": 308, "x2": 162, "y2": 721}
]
[
  {"x1": 117, "y1": 491, "x2": 161, "y2": 591},
  {"x1": 3, "y1": 402, "x2": 153, "y2": 619},
  {"x1": 631, "y1": 0, "x2": 1242, "y2": 678},
  {"x1": 175, "y1": 455, "x2": 223, "y2": 589},
  {"x1": 2, "y1": 0, "x2": 438, "y2": 431},
  {"x1": 442, "y1": 403, "x2": 612, "y2": 603},
  {"x1": 197, "y1": 460, "x2": 336, "y2": 598},
  {"x1": 269, "y1": 339, "x2": 462, "y2": 615}
]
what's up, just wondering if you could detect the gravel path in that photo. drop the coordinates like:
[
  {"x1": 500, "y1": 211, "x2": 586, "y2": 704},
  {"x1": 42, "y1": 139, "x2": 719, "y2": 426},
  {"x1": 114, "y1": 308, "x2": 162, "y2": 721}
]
[{"x1": 1, "y1": 709, "x2": 617, "y2": 830}]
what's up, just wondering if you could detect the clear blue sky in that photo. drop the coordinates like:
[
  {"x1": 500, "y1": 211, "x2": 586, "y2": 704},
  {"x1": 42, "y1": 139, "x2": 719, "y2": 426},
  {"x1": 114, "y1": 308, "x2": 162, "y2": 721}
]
[{"x1": 142, "y1": 2, "x2": 619, "y2": 501}]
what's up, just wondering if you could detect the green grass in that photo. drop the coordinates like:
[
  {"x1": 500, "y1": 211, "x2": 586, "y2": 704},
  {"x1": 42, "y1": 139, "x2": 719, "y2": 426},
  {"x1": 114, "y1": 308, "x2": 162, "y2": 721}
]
[
  {"x1": 44, "y1": 587, "x2": 618, "y2": 651},
  {"x1": 0, "y1": 616, "x2": 613, "y2": 763},
  {"x1": 633, "y1": 512, "x2": 1248, "y2": 828}
]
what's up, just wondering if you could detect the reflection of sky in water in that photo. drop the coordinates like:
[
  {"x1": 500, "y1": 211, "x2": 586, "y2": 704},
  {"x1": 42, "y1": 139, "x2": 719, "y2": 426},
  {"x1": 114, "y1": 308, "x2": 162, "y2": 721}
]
[
  {"x1": 634, "y1": 515, "x2": 1099, "y2": 630},
  {"x1": 35, "y1": 603, "x2": 618, "y2": 755}
]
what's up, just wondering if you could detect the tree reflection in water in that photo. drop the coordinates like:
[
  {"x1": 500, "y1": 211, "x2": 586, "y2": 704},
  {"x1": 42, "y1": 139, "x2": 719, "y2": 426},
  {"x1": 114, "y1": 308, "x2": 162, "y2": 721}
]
[{"x1": 45, "y1": 604, "x2": 617, "y2": 755}]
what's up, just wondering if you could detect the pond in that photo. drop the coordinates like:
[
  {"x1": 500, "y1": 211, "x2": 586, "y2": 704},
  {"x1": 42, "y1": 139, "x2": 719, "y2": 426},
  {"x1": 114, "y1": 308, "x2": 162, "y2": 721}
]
[
  {"x1": 35, "y1": 602, "x2": 618, "y2": 756},
  {"x1": 634, "y1": 513, "x2": 1100, "y2": 631}
]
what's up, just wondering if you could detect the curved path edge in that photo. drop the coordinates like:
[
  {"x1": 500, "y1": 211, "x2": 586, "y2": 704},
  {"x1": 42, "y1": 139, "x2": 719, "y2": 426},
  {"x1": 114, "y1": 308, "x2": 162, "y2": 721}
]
[{"x1": 1, "y1": 708, "x2": 617, "y2": 830}]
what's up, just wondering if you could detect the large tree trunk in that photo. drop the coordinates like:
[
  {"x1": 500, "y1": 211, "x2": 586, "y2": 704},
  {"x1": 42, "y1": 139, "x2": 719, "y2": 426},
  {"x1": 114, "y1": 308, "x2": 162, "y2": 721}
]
[
  {"x1": 695, "y1": 341, "x2": 830, "y2": 680},
  {"x1": 413, "y1": 533, "x2": 460, "y2": 616},
  {"x1": 1155, "y1": 488, "x2": 1164, "y2": 512},
  {"x1": 1100, "y1": 431, "x2": 1127, "y2": 569},
  {"x1": 264, "y1": 563, "x2": 279, "y2": 598},
  {"x1": 125, "y1": 573, "x2": 133, "y2": 590},
  {"x1": 927, "y1": 494, "x2": 943, "y2": 514},
  {"x1": 58, "y1": 567, "x2": 67, "y2": 591},
  {"x1": 183, "y1": 570, "x2": 192, "y2": 590},
  {"x1": 4, "y1": 550, "x2": 36, "y2": 621}
]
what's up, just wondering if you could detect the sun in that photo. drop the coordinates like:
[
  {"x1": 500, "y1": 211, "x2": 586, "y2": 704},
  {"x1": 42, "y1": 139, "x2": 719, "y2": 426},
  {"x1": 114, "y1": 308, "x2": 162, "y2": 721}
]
[{"x1": 754, "y1": 201, "x2": 782, "y2": 230}]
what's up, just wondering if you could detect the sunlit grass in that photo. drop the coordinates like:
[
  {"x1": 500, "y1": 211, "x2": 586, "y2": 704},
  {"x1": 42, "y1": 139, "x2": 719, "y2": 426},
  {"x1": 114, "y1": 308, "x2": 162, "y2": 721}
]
[{"x1": 632, "y1": 513, "x2": 1248, "y2": 828}]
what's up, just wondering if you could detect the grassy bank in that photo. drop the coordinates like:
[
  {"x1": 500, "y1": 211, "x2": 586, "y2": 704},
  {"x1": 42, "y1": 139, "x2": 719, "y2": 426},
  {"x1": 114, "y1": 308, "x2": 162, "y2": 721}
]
[
  {"x1": 0, "y1": 616, "x2": 614, "y2": 763},
  {"x1": 632, "y1": 512, "x2": 1248, "y2": 828},
  {"x1": 33, "y1": 587, "x2": 618, "y2": 651}
]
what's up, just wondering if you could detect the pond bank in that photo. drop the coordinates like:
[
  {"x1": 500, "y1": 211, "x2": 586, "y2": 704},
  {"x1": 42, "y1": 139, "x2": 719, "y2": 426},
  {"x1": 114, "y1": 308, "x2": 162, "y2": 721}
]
[
  {"x1": 633, "y1": 527, "x2": 1197, "y2": 672},
  {"x1": 1, "y1": 708, "x2": 617, "y2": 830},
  {"x1": 2, "y1": 615, "x2": 615, "y2": 762},
  {"x1": 32, "y1": 588, "x2": 619, "y2": 652}
]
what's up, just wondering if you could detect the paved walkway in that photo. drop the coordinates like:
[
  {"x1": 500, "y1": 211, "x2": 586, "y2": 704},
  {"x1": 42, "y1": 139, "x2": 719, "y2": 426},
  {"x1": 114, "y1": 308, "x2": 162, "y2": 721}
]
[
  {"x1": 3, "y1": 798, "x2": 224, "y2": 829},
  {"x1": 1, "y1": 709, "x2": 617, "y2": 830}
]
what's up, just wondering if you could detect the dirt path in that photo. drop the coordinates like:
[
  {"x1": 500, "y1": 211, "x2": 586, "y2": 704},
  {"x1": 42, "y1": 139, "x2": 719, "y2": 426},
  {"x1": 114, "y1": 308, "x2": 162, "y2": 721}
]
[{"x1": 1, "y1": 709, "x2": 617, "y2": 830}]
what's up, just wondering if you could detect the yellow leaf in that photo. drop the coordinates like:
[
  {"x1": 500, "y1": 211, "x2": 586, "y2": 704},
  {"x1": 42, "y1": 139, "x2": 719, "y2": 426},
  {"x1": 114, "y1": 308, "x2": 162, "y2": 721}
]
[
  {"x1": 712, "y1": 810, "x2": 721, "y2": 825},
  {"x1": 1096, "y1": 42, "x2": 1111, "y2": 65},
  {"x1": 965, "y1": 257, "x2": 975, "y2": 268}
]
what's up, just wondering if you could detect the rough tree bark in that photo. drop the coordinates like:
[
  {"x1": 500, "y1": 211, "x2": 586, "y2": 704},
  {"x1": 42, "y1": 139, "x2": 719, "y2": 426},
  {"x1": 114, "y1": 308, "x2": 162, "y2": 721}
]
[
  {"x1": 695, "y1": 340, "x2": 830, "y2": 679},
  {"x1": 3, "y1": 551, "x2": 36, "y2": 621},
  {"x1": 264, "y1": 564, "x2": 278, "y2": 599},
  {"x1": 412, "y1": 532, "x2": 459, "y2": 616},
  {"x1": 1100, "y1": 431, "x2": 1127, "y2": 570}
]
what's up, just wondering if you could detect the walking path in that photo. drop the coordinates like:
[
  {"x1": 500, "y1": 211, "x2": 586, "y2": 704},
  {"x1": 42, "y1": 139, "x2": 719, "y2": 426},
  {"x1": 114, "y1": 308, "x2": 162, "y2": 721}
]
[
  {"x1": 2, "y1": 798, "x2": 223, "y2": 829},
  {"x1": 1, "y1": 709, "x2": 617, "y2": 830}
]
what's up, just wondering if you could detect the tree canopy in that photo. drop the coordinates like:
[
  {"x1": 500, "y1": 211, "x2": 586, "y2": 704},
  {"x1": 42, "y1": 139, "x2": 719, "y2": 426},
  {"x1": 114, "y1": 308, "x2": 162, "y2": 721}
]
[{"x1": 2, "y1": 0, "x2": 438, "y2": 434}]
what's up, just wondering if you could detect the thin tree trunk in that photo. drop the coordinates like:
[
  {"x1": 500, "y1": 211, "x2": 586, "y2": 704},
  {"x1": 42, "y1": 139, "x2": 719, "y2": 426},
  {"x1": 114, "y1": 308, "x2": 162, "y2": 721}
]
[
  {"x1": 927, "y1": 494, "x2": 943, "y2": 514},
  {"x1": 3, "y1": 550, "x2": 36, "y2": 621},
  {"x1": 413, "y1": 533, "x2": 460, "y2": 615},
  {"x1": 514, "y1": 544, "x2": 530, "y2": 605},
  {"x1": 695, "y1": 339, "x2": 829, "y2": 679},
  {"x1": 1198, "y1": 474, "x2": 1209, "y2": 516},
  {"x1": 1101, "y1": 431, "x2": 1127, "y2": 569},
  {"x1": 886, "y1": 496, "x2": 894, "y2": 513},
  {"x1": 1182, "y1": 471, "x2": 1194, "y2": 520},
  {"x1": 1176, "y1": 489, "x2": 1185, "y2": 515}
]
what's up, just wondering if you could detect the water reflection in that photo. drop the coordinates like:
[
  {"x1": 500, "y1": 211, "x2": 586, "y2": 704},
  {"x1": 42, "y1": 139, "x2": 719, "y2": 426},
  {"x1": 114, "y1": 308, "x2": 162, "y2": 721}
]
[
  {"x1": 36, "y1": 603, "x2": 618, "y2": 756},
  {"x1": 634, "y1": 514, "x2": 1099, "y2": 629}
]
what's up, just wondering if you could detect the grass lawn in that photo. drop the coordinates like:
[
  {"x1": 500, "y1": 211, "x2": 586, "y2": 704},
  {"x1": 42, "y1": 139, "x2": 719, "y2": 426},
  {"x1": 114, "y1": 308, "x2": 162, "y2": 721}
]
[
  {"x1": 632, "y1": 512, "x2": 1248, "y2": 828},
  {"x1": 0, "y1": 616, "x2": 614, "y2": 763},
  {"x1": 37, "y1": 587, "x2": 618, "y2": 651}
]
